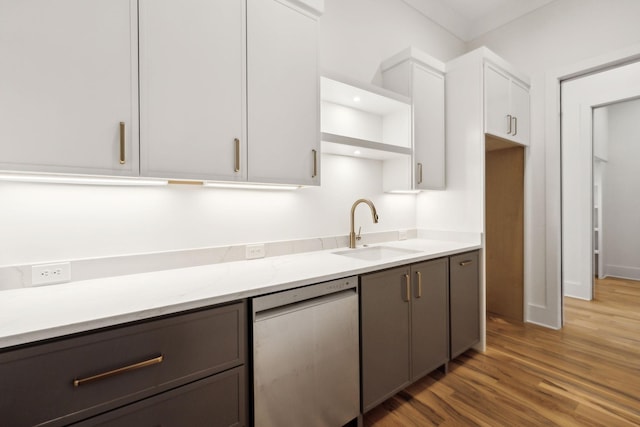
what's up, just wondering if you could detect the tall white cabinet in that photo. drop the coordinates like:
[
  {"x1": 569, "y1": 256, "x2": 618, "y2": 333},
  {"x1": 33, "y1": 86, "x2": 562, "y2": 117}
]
[
  {"x1": 382, "y1": 48, "x2": 446, "y2": 190},
  {"x1": 247, "y1": 0, "x2": 321, "y2": 186},
  {"x1": 139, "y1": 0, "x2": 246, "y2": 181},
  {"x1": 0, "y1": 0, "x2": 139, "y2": 176}
]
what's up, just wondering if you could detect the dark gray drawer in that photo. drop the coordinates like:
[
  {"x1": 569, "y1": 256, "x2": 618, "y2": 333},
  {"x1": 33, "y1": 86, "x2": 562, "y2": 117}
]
[
  {"x1": 0, "y1": 301, "x2": 246, "y2": 427},
  {"x1": 72, "y1": 366, "x2": 246, "y2": 427}
]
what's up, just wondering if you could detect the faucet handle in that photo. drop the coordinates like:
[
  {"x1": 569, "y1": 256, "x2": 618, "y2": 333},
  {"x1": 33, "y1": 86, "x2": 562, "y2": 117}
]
[{"x1": 356, "y1": 226, "x2": 362, "y2": 241}]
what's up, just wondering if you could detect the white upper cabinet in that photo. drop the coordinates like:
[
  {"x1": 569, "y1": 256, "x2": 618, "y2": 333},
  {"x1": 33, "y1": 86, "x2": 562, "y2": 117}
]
[
  {"x1": 0, "y1": 0, "x2": 139, "y2": 176},
  {"x1": 484, "y1": 63, "x2": 530, "y2": 146},
  {"x1": 382, "y1": 48, "x2": 446, "y2": 190},
  {"x1": 139, "y1": 0, "x2": 246, "y2": 181},
  {"x1": 247, "y1": 0, "x2": 321, "y2": 186}
]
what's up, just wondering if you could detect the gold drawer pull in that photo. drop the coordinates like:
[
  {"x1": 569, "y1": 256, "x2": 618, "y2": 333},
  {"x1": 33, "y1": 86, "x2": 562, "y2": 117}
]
[
  {"x1": 404, "y1": 273, "x2": 411, "y2": 302},
  {"x1": 459, "y1": 260, "x2": 473, "y2": 266},
  {"x1": 73, "y1": 355, "x2": 164, "y2": 387},
  {"x1": 234, "y1": 138, "x2": 240, "y2": 172},
  {"x1": 416, "y1": 271, "x2": 422, "y2": 298},
  {"x1": 312, "y1": 149, "x2": 318, "y2": 178},
  {"x1": 119, "y1": 122, "x2": 126, "y2": 165}
]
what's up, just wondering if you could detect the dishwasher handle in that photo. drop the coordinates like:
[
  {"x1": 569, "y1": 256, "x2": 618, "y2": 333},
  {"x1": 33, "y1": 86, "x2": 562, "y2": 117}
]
[
  {"x1": 254, "y1": 288, "x2": 356, "y2": 322},
  {"x1": 252, "y1": 276, "x2": 358, "y2": 322}
]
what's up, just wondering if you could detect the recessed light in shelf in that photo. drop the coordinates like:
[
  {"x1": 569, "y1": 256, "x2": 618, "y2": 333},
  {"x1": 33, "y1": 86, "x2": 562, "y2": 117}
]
[
  {"x1": 353, "y1": 96, "x2": 361, "y2": 103},
  {"x1": 353, "y1": 150, "x2": 362, "y2": 156}
]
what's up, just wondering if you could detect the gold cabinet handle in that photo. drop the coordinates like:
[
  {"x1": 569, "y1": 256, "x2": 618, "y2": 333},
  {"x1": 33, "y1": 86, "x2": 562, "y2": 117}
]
[
  {"x1": 234, "y1": 138, "x2": 240, "y2": 172},
  {"x1": 417, "y1": 162, "x2": 423, "y2": 185},
  {"x1": 416, "y1": 271, "x2": 422, "y2": 298},
  {"x1": 404, "y1": 273, "x2": 411, "y2": 302},
  {"x1": 73, "y1": 355, "x2": 163, "y2": 388},
  {"x1": 460, "y1": 260, "x2": 473, "y2": 266},
  {"x1": 119, "y1": 122, "x2": 126, "y2": 164},
  {"x1": 513, "y1": 116, "x2": 518, "y2": 136},
  {"x1": 312, "y1": 149, "x2": 318, "y2": 178},
  {"x1": 506, "y1": 114, "x2": 512, "y2": 134}
]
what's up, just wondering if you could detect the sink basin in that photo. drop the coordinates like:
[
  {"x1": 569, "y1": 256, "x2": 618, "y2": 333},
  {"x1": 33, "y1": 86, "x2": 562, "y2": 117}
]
[{"x1": 333, "y1": 246, "x2": 421, "y2": 261}]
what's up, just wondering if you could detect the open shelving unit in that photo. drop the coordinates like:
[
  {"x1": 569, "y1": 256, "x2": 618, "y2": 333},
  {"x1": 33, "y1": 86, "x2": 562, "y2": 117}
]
[{"x1": 320, "y1": 74, "x2": 414, "y2": 192}]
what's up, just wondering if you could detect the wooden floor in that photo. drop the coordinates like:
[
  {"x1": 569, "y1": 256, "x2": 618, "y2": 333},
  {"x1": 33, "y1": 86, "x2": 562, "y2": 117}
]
[{"x1": 364, "y1": 277, "x2": 640, "y2": 426}]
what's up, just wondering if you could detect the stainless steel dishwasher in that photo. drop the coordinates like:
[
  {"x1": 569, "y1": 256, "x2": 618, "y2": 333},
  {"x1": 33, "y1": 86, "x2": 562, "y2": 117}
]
[{"x1": 252, "y1": 276, "x2": 360, "y2": 427}]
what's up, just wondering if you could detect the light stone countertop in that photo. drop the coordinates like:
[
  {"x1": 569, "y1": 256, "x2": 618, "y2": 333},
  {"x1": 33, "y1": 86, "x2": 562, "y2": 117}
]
[{"x1": 0, "y1": 238, "x2": 480, "y2": 350}]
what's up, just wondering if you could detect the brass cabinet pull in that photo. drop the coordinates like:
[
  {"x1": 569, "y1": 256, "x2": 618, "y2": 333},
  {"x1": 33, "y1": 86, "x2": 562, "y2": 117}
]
[
  {"x1": 506, "y1": 114, "x2": 512, "y2": 134},
  {"x1": 73, "y1": 355, "x2": 163, "y2": 388},
  {"x1": 417, "y1": 163, "x2": 423, "y2": 185},
  {"x1": 513, "y1": 116, "x2": 518, "y2": 136},
  {"x1": 119, "y1": 122, "x2": 126, "y2": 164},
  {"x1": 404, "y1": 274, "x2": 411, "y2": 302},
  {"x1": 234, "y1": 138, "x2": 240, "y2": 172},
  {"x1": 416, "y1": 271, "x2": 422, "y2": 298},
  {"x1": 312, "y1": 149, "x2": 318, "y2": 178},
  {"x1": 460, "y1": 260, "x2": 473, "y2": 266}
]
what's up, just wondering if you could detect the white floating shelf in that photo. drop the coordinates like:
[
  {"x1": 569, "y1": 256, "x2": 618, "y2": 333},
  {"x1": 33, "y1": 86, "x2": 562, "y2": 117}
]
[{"x1": 322, "y1": 132, "x2": 411, "y2": 160}]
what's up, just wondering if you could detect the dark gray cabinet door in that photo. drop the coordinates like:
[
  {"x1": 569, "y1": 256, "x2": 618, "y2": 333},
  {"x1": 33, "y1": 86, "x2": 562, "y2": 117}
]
[
  {"x1": 450, "y1": 251, "x2": 480, "y2": 359},
  {"x1": 411, "y1": 258, "x2": 449, "y2": 380},
  {"x1": 360, "y1": 266, "x2": 411, "y2": 412},
  {"x1": 73, "y1": 366, "x2": 246, "y2": 427}
]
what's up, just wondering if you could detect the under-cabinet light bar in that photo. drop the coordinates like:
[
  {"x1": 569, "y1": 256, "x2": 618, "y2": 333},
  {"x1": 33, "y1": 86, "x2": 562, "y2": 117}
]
[
  {"x1": 0, "y1": 173, "x2": 168, "y2": 186},
  {"x1": 386, "y1": 190, "x2": 421, "y2": 194},
  {"x1": 204, "y1": 182, "x2": 301, "y2": 191}
]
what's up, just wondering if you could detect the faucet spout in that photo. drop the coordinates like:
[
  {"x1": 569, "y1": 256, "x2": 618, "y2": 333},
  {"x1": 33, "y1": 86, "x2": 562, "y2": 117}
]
[{"x1": 349, "y1": 199, "x2": 379, "y2": 248}]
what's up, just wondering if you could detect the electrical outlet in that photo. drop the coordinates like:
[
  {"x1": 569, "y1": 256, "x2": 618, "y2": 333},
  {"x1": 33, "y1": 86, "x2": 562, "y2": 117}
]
[
  {"x1": 32, "y1": 262, "x2": 71, "y2": 286},
  {"x1": 398, "y1": 229, "x2": 408, "y2": 241},
  {"x1": 246, "y1": 244, "x2": 265, "y2": 260}
]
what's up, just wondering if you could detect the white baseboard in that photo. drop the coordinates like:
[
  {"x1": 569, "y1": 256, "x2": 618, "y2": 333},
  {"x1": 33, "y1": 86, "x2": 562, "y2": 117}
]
[{"x1": 604, "y1": 264, "x2": 640, "y2": 281}]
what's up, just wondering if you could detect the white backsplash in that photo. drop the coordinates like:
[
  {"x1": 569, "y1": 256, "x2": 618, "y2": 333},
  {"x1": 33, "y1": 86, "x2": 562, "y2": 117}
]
[{"x1": 0, "y1": 229, "x2": 418, "y2": 290}]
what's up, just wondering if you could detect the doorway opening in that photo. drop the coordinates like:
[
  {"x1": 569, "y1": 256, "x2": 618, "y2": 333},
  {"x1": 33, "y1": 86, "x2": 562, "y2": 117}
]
[{"x1": 560, "y1": 59, "x2": 640, "y2": 315}]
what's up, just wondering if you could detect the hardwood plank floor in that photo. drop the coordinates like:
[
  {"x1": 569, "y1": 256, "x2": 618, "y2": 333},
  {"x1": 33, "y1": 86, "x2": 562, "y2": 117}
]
[{"x1": 364, "y1": 277, "x2": 640, "y2": 426}]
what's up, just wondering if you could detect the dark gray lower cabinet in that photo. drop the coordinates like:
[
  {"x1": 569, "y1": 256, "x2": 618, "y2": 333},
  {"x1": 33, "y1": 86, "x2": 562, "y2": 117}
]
[
  {"x1": 361, "y1": 265, "x2": 411, "y2": 412},
  {"x1": 0, "y1": 301, "x2": 247, "y2": 427},
  {"x1": 73, "y1": 366, "x2": 245, "y2": 427},
  {"x1": 361, "y1": 258, "x2": 449, "y2": 412},
  {"x1": 411, "y1": 258, "x2": 449, "y2": 380},
  {"x1": 450, "y1": 251, "x2": 480, "y2": 359}
]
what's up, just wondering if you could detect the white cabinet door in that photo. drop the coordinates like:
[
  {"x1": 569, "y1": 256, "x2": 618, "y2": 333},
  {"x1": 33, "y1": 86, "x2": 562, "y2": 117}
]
[
  {"x1": 0, "y1": 0, "x2": 138, "y2": 176},
  {"x1": 139, "y1": 0, "x2": 246, "y2": 181},
  {"x1": 509, "y1": 80, "x2": 530, "y2": 146},
  {"x1": 484, "y1": 64, "x2": 511, "y2": 141},
  {"x1": 484, "y1": 63, "x2": 530, "y2": 146},
  {"x1": 247, "y1": 0, "x2": 320, "y2": 186},
  {"x1": 413, "y1": 64, "x2": 445, "y2": 190}
]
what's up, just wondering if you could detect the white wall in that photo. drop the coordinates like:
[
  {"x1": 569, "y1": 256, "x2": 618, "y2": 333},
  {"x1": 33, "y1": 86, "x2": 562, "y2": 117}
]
[
  {"x1": 0, "y1": 0, "x2": 465, "y2": 267},
  {"x1": 602, "y1": 99, "x2": 640, "y2": 280},
  {"x1": 319, "y1": 0, "x2": 465, "y2": 84},
  {"x1": 466, "y1": 0, "x2": 640, "y2": 326},
  {"x1": 0, "y1": 155, "x2": 417, "y2": 266}
]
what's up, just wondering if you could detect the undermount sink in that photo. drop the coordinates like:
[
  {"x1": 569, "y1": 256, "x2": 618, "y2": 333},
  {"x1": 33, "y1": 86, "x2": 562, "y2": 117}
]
[{"x1": 333, "y1": 246, "x2": 421, "y2": 261}]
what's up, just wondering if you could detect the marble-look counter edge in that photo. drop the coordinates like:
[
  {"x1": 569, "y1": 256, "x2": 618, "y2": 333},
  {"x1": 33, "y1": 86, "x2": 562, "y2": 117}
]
[{"x1": 0, "y1": 239, "x2": 481, "y2": 350}]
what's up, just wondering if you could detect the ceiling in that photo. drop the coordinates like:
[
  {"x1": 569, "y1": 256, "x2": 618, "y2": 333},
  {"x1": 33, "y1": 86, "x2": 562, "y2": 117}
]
[{"x1": 402, "y1": 0, "x2": 556, "y2": 42}]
